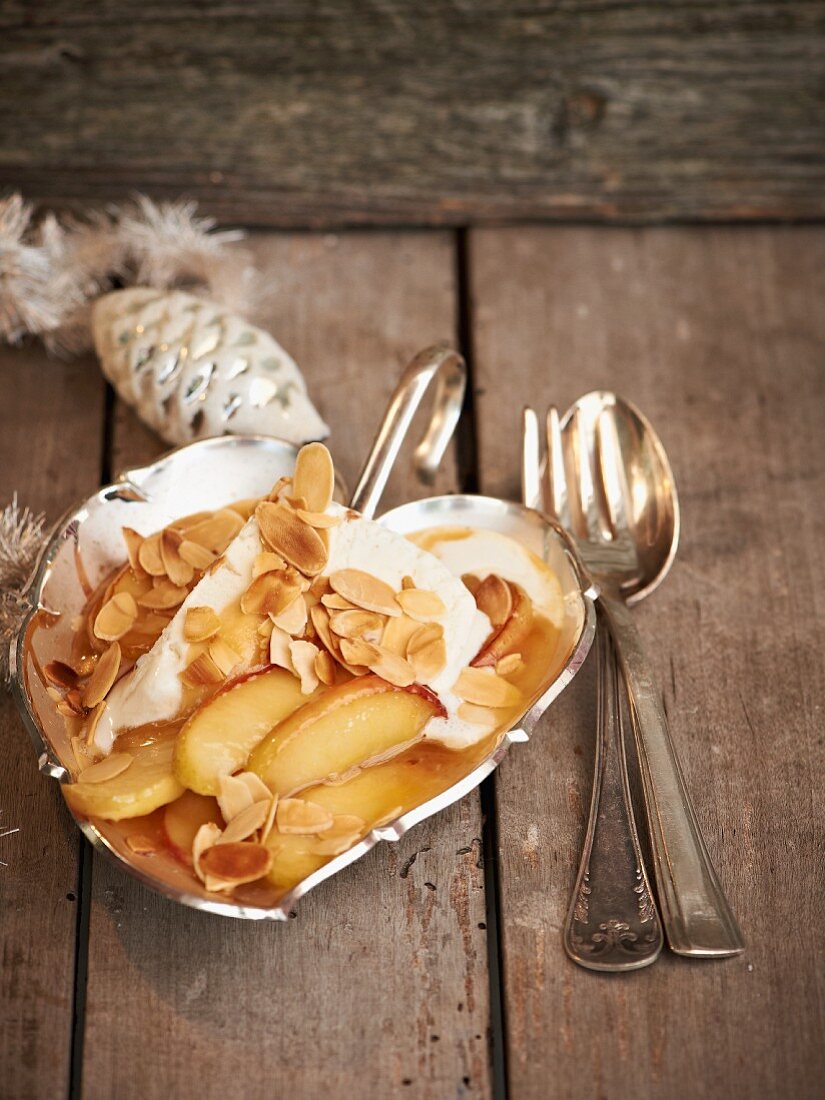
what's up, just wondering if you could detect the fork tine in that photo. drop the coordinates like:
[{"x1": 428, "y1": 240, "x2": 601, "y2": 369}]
[
  {"x1": 521, "y1": 407, "x2": 543, "y2": 510},
  {"x1": 596, "y1": 408, "x2": 633, "y2": 537},
  {"x1": 544, "y1": 406, "x2": 571, "y2": 527},
  {"x1": 570, "y1": 406, "x2": 604, "y2": 540}
]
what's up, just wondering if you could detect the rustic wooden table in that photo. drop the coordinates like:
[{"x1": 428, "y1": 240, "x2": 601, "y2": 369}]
[{"x1": 1, "y1": 226, "x2": 823, "y2": 1100}]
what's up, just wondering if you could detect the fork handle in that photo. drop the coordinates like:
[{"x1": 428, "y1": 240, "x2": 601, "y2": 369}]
[
  {"x1": 599, "y1": 591, "x2": 745, "y2": 957},
  {"x1": 564, "y1": 620, "x2": 663, "y2": 971}
]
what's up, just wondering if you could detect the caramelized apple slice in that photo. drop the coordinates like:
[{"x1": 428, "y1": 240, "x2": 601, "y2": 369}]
[
  {"x1": 63, "y1": 729, "x2": 183, "y2": 822},
  {"x1": 472, "y1": 582, "x2": 533, "y2": 667},
  {"x1": 175, "y1": 667, "x2": 311, "y2": 795},
  {"x1": 249, "y1": 675, "x2": 442, "y2": 797},
  {"x1": 163, "y1": 790, "x2": 221, "y2": 865},
  {"x1": 264, "y1": 752, "x2": 448, "y2": 890}
]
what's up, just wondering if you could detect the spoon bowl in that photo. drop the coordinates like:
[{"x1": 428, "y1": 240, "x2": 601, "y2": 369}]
[{"x1": 553, "y1": 391, "x2": 680, "y2": 604}]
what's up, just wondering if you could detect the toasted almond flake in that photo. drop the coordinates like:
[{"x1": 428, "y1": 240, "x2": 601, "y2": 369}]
[
  {"x1": 71, "y1": 734, "x2": 97, "y2": 771},
  {"x1": 276, "y1": 798, "x2": 335, "y2": 835},
  {"x1": 309, "y1": 574, "x2": 331, "y2": 599},
  {"x1": 85, "y1": 700, "x2": 107, "y2": 746},
  {"x1": 185, "y1": 509, "x2": 245, "y2": 553},
  {"x1": 122, "y1": 527, "x2": 145, "y2": 572},
  {"x1": 44, "y1": 660, "x2": 79, "y2": 690},
  {"x1": 339, "y1": 636, "x2": 381, "y2": 667},
  {"x1": 269, "y1": 623, "x2": 295, "y2": 672},
  {"x1": 289, "y1": 640, "x2": 320, "y2": 694},
  {"x1": 461, "y1": 573, "x2": 482, "y2": 597},
  {"x1": 401, "y1": 575, "x2": 415, "y2": 590},
  {"x1": 241, "y1": 568, "x2": 303, "y2": 617},
  {"x1": 237, "y1": 772, "x2": 273, "y2": 804},
  {"x1": 218, "y1": 800, "x2": 271, "y2": 845},
  {"x1": 57, "y1": 702, "x2": 80, "y2": 719},
  {"x1": 126, "y1": 834, "x2": 161, "y2": 855},
  {"x1": 160, "y1": 527, "x2": 195, "y2": 586},
  {"x1": 314, "y1": 648, "x2": 336, "y2": 686},
  {"x1": 137, "y1": 579, "x2": 188, "y2": 610},
  {"x1": 475, "y1": 573, "x2": 513, "y2": 628},
  {"x1": 47, "y1": 685, "x2": 63, "y2": 703},
  {"x1": 260, "y1": 794, "x2": 279, "y2": 843},
  {"x1": 292, "y1": 442, "x2": 335, "y2": 513},
  {"x1": 321, "y1": 593, "x2": 357, "y2": 611},
  {"x1": 454, "y1": 666, "x2": 522, "y2": 708},
  {"x1": 93, "y1": 591, "x2": 138, "y2": 642},
  {"x1": 457, "y1": 701, "x2": 499, "y2": 731},
  {"x1": 180, "y1": 650, "x2": 224, "y2": 688},
  {"x1": 217, "y1": 773, "x2": 255, "y2": 822},
  {"x1": 408, "y1": 635, "x2": 447, "y2": 681},
  {"x1": 496, "y1": 653, "x2": 524, "y2": 676},
  {"x1": 285, "y1": 494, "x2": 308, "y2": 512},
  {"x1": 267, "y1": 475, "x2": 292, "y2": 502},
  {"x1": 200, "y1": 841, "x2": 272, "y2": 886},
  {"x1": 183, "y1": 605, "x2": 221, "y2": 643},
  {"x1": 329, "y1": 608, "x2": 385, "y2": 641},
  {"x1": 373, "y1": 805, "x2": 403, "y2": 829},
  {"x1": 256, "y1": 501, "x2": 328, "y2": 576},
  {"x1": 329, "y1": 569, "x2": 401, "y2": 617},
  {"x1": 65, "y1": 688, "x2": 86, "y2": 715},
  {"x1": 395, "y1": 588, "x2": 446, "y2": 621},
  {"x1": 192, "y1": 822, "x2": 223, "y2": 883},
  {"x1": 82, "y1": 642, "x2": 121, "y2": 708},
  {"x1": 178, "y1": 539, "x2": 217, "y2": 570},
  {"x1": 315, "y1": 813, "x2": 367, "y2": 855},
  {"x1": 271, "y1": 593, "x2": 308, "y2": 636},
  {"x1": 209, "y1": 637, "x2": 242, "y2": 677},
  {"x1": 406, "y1": 621, "x2": 445, "y2": 656},
  {"x1": 382, "y1": 614, "x2": 423, "y2": 657},
  {"x1": 78, "y1": 751, "x2": 133, "y2": 784},
  {"x1": 367, "y1": 645, "x2": 416, "y2": 688},
  {"x1": 295, "y1": 508, "x2": 341, "y2": 529},
  {"x1": 138, "y1": 533, "x2": 166, "y2": 576},
  {"x1": 252, "y1": 550, "x2": 287, "y2": 578},
  {"x1": 310, "y1": 603, "x2": 338, "y2": 656}
]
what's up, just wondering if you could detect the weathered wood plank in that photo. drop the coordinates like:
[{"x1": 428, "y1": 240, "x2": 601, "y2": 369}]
[
  {"x1": 1, "y1": 3, "x2": 823, "y2": 225},
  {"x1": 469, "y1": 225, "x2": 825, "y2": 1098},
  {"x1": 82, "y1": 231, "x2": 492, "y2": 1100},
  {"x1": 0, "y1": 347, "x2": 106, "y2": 1099}
]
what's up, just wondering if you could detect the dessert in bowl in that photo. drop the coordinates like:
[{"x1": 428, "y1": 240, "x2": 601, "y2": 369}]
[{"x1": 13, "y1": 440, "x2": 594, "y2": 918}]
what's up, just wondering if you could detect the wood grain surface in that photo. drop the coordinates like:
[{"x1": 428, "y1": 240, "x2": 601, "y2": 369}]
[
  {"x1": 0, "y1": 349, "x2": 106, "y2": 1100},
  {"x1": 1, "y1": 225, "x2": 823, "y2": 1100},
  {"x1": 81, "y1": 231, "x2": 493, "y2": 1100},
  {"x1": 1, "y1": 3, "x2": 824, "y2": 225},
  {"x1": 469, "y1": 225, "x2": 825, "y2": 1099}
]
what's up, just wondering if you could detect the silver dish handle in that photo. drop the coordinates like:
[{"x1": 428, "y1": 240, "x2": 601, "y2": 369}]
[{"x1": 349, "y1": 345, "x2": 466, "y2": 518}]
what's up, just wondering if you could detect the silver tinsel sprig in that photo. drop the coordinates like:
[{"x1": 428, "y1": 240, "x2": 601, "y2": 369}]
[{"x1": 0, "y1": 495, "x2": 46, "y2": 684}]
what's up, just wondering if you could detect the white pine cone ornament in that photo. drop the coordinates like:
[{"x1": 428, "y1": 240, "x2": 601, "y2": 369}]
[{"x1": 92, "y1": 288, "x2": 329, "y2": 446}]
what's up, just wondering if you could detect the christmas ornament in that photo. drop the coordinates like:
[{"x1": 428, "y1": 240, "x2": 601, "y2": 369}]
[
  {"x1": 93, "y1": 288, "x2": 328, "y2": 446},
  {"x1": 0, "y1": 194, "x2": 327, "y2": 444}
]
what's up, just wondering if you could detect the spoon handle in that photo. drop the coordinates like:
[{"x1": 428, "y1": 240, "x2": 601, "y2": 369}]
[
  {"x1": 599, "y1": 591, "x2": 745, "y2": 957},
  {"x1": 564, "y1": 620, "x2": 663, "y2": 971}
]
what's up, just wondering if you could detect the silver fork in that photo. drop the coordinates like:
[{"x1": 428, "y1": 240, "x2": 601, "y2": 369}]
[{"x1": 523, "y1": 408, "x2": 663, "y2": 971}]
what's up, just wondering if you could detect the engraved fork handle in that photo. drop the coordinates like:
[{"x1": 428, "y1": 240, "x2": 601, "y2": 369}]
[
  {"x1": 564, "y1": 619, "x2": 663, "y2": 970},
  {"x1": 599, "y1": 590, "x2": 745, "y2": 957}
]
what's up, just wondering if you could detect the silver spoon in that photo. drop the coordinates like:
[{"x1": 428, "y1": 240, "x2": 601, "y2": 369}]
[
  {"x1": 524, "y1": 407, "x2": 663, "y2": 970},
  {"x1": 559, "y1": 392, "x2": 744, "y2": 957}
]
